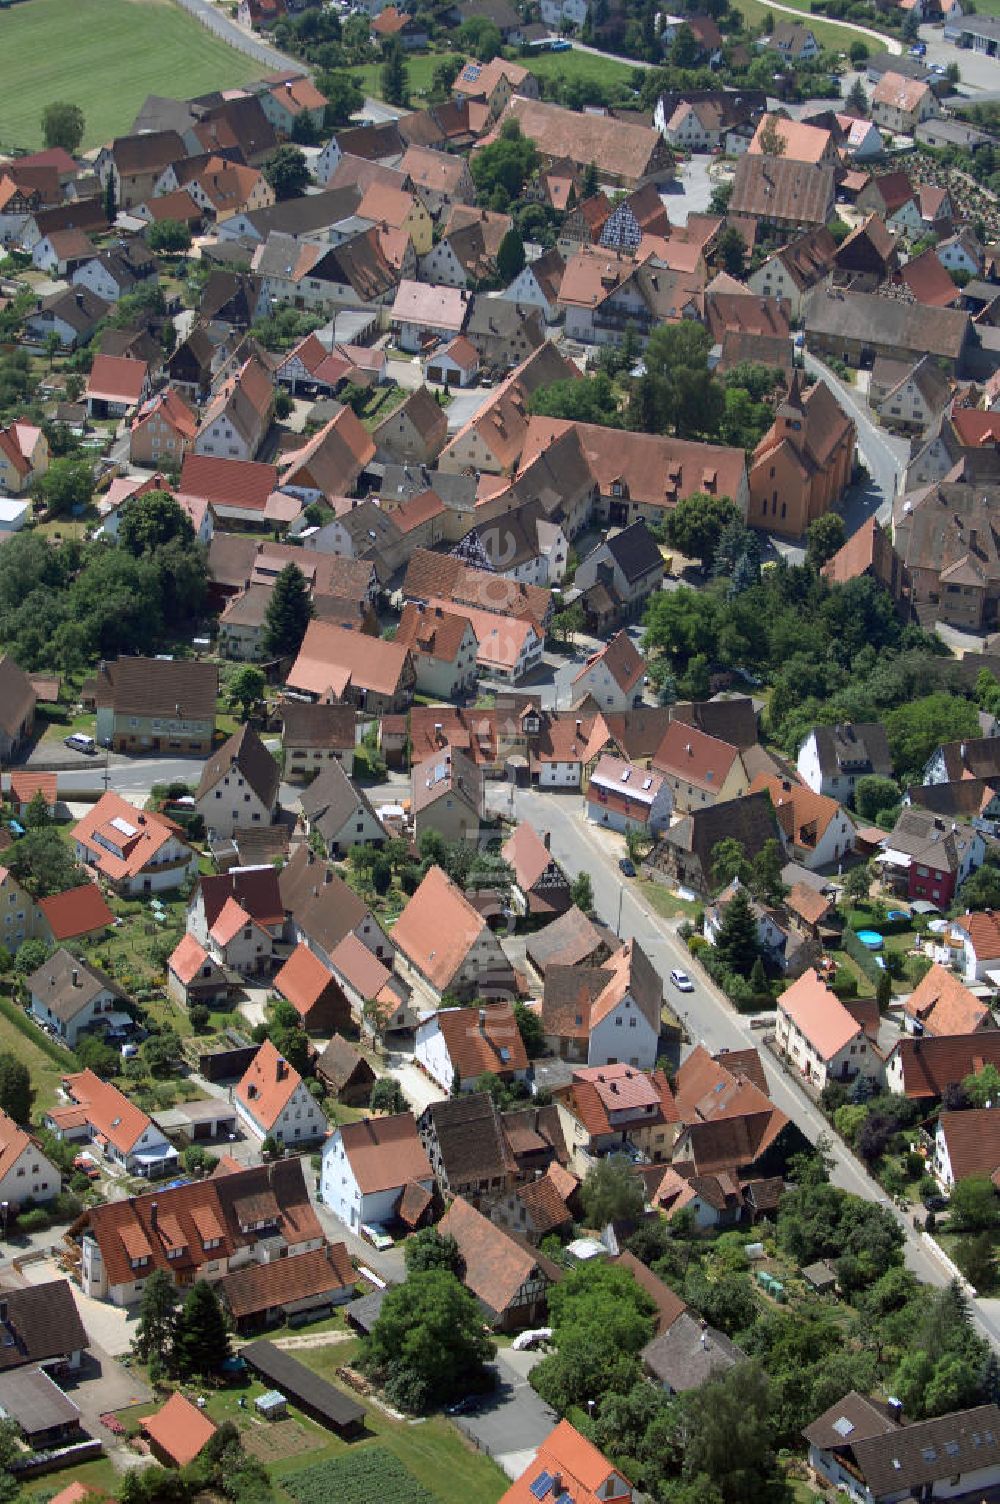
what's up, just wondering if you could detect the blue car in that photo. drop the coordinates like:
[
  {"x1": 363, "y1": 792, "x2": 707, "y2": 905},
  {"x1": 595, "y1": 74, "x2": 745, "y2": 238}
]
[{"x1": 909, "y1": 41, "x2": 926, "y2": 55}]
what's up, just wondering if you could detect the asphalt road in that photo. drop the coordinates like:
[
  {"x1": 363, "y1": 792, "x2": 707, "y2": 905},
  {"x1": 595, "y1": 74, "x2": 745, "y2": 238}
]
[
  {"x1": 172, "y1": 0, "x2": 304, "y2": 73},
  {"x1": 486, "y1": 783, "x2": 1000, "y2": 1353}
]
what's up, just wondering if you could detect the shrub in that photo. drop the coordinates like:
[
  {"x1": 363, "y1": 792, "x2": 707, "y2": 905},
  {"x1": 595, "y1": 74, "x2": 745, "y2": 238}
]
[
  {"x1": 687, "y1": 934, "x2": 708, "y2": 956},
  {"x1": 16, "y1": 1207, "x2": 50, "y2": 1233}
]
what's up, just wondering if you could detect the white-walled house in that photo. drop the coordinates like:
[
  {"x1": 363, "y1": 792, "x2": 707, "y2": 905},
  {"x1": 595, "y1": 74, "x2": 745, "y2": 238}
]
[
  {"x1": 586, "y1": 756, "x2": 673, "y2": 837},
  {"x1": 796, "y1": 723, "x2": 893, "y2": 799},
  {"x1": 934, "y1": 1108, "x2": 1000, "y2": 1188},
  {"x1": 27, "y1": 949, "x2": 129, "y2": 1049},
  {"x1": 320, "y1": 1113, "x2": 434, "y2": 1231},
  {"x1": 45, "y1": 1070, "x2": 177, "y2": 1177},
  {"x1": 956, "y1": 910, "x2": 1000, "y2": 982},
  {"x1": 0, "y1": 1110, "x2": 60, "y2": 1205},
  {"x1": 776, "y1": 968, "x2": 881, "y2": 1092},
  {"x1": 234, "y1": 1040, "x2": 325, "y2": 1147},
  {"x1": 194, "y1": 724, "x2": 280, "y2": 839},
  {"x1": 415, "y1": 1002, "x2": 529, "y2": 1093}
]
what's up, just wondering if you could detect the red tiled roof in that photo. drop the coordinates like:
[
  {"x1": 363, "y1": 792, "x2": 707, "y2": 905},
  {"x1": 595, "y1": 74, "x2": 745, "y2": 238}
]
[
  {"x1": 37, "y1": 884, "x2": 114, "y2": 941},
  {"x1": 273, "y1": 942, "x2": 339, "y2": 1019},
  {"x1": 143, "y1": 1393, "x2": 216, "y2": 1467},
  {"x1": 434, "y1": 1001, "x2": 529, "y2": 1081},
  {"x1": 339, "y1": 1112, "x2": 433, "y2": 1193},
  {"x1": 179, "y1": 453, "x2": 278, "y2": 512},
  {"x1": 168, "y1": 933, "x2": 210, "y2": 987},
  {"x1": 500, "y1": 1420, "x2": 632, "y2": 1504},
  {"x1": 59, "y1": 1069, "x2": 154, "y2": 1155},
  {"x1": 778, "y1": 967, "x2": 862, "y2": 1060},
  {"x1": 235, "y1": 1039, "x2": 304, "y2": 1130}
]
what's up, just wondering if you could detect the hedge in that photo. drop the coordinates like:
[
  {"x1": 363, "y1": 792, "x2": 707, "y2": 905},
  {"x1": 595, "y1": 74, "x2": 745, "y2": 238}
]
[{"x1": 841, "y1": 926, "x2": 885, "y2": 984}]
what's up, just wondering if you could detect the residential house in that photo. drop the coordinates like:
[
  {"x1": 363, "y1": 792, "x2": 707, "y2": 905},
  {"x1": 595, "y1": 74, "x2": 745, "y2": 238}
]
[
  {"x1": 71, "y1": 793, "x2": 198, "y2": 896},
  {"x1": 415, "y1": 1000, "x2": 529, "y2": 1093},
  {"x1": 194, "y1": 725, "x2": 280, "y2": 839},
  {"x1": 796, "y1": 722, "x2": 892, "y2": 799},
  {"x1": 438, "y1": 343, "x2": 581, "y2": 476},
  {"x1": 586, "y1": 756, "x2": 673, "y2": 838},
  {"x1": 745, "y1": 227, "x2": 837, "y2": 320},
  {"x1": 571, "y1": 632, "x2": 645, "y2": 713},
  {"x1": 424, "y1": 335, "x2": 479, "y2": 389},
  {"x1": 234, "y1": 1039, "x2": 325, "y2": 1147},
  {"x1": 399, "y1": 145, "x2": 475, "y2": 215},
  {"x1": 892, "y1": 479, "x2": 1000, "y2": 632},
  {"x1": 498, "y1": 1421, "x2": 634, "y2": 1504},
  {"x1": 0, "y1": 1281, "x2": 86, "y2": 1371},
  {"x1": 272, "y1": 943, "x2": 351, "y2": 1035},
  {"x1": 871, "y1": 72, "x2": 940, "y2": 134},
  {"x1": 391, "y1": 280, "x2": 468, "y2": 354},
  {"x1": 438, "y1": 1196, "x2": 559, "y2": 1330},
  {"x1": 0, "y1": 866, "x2": 38, "y2": 955},
  {"x1": 75, "y1": 1157, "x2": 323, "y2": 1305},
  {"x1": 281, "y1": 701, "x2": 357, "y2": 782},
  {"x1": 527, "y1": 709, "x2": 614, "y2": 790},
  {"x1": 574, "y1": 522, "x2": 664, "y2": 628},
  {"x1": 72, "y1": 241, "x2": 158, "y2": 303},
  {"x1": 95, "y1": 131, "x2": 186, "y2": 209},
  {"x1": 35, "y1": 885, "x2": 115, "y2": 948},
  {"x1": 259, "y1": 75, "x2": 327, "y2": 136},
  {"x1": 30, "y1": 227, "x2": 95, "y2": 277},
  {"x1": 93, "y1": 656, "x2": 217, "y2": 755},
  {"x1": 194, "y1": 354, "x2": 274, "y2": 464},
  {"x1": 935, "y1": 1110, "x2": 1000, "y2": 1186},
  {"x1": 884, "y1": 1030, "x2": 1000, "y2": 1101},
  {"x1": 166, "y1": 933, "x2": 232, "y2": 1010},
  {"x1": 278, "y1": 845, "x2": 394, "y2": 973},
  {"x1": 0, "y1": 422, "x2": 48, "y2": 496},
  {"x1": 0, "y1": 1109, "x2": 61, "y2": 1206},
  {"x1": 453, "y1": 59, "x2": 539, "y2": 129},
  {"x1": 878, "y1": 808, "x2": 985, "y2": 907},
  {"x1": 0, "y1": 658, "x2": 35, "y2": 760},
  {"x1": 278, "y1": 406, "x2": 375, "y2": 505},
  {"x1": 416, "y1": 1092, "x2": 519, "y2": 1207},
  {"x1": 26, "y1": 286, "x2": 110, "y2": 349},
  {"x1": 314, "y1": 1036, "x2": 376, "y2": 1105},
  {"x1": 541, "y1": 940, "x2": 663, "y2": 1069},
  {"x1": 372, "y1": 386, "x2": 448, "y2": 467},
  {"x1": 751, "y1": 773, "x2": 855, "y2": 870},
  {"x1": 129, "y1": 389, "x2": 198, "y2": 469},
  {"x1": 491, "y1": 1165, "x2": 575, "y2": 1246},
  {"x1": 502, "y1": 824, "x2": 572, "y2": 919},
  {"x1": 776, "y1": 968, "x2": 882, "y2": 1091},
  {"x1": 804, "y1": 1395, "x2": 1000, "y2": 1504},
  {"x1": 765, "y1": 20, "x2": 820, "y2": 57},
  {"x1": 956, "y1": 910, "x2": 1000, "y2": 983},
  {"x1": 643, "y1": 1313, "x2": 746, "y2": 1393},
  {"x1": 652, "y1": 721, "x2": 749, "y2": 813},
  {"x1": 868, "y1": 354, "x2": 952, "y2": 435},
  {"x1": 299, "y1": 759, "x2": 387, "y2": 858},
  {"x1": 411, "y1": 746, "x2": 483, "y2": 845},
  {"x1": 84, "y1": 354, "x2": 151, "y2": 420},
  {"x1": 902, "y1": 962, "x2": 992, "y2": 1036},
  {"x1": 704, "y1": 879, "x2": 817, "y2": 977},
  {"x1": 320, "y1": 1112, "x2": 434, "y2": 1232},
  {"x1": 395, "y1": 603, "x2": 479, "y2": 700},
  {"x1": 502, "y1": 247, "x2": 566, "y2": 324},
  {"x1": 287, "y1": 620, "x2": 415, "y2": 713},
  {"x1": 554, "y1": 1063, "x2": 679, "y2": 1173},
  {"x1": 46, "y1": 1069, "x2": 177, "y2": 1178},
  {"x1": 642, "y1": 790, "x2": 783, "y2": 898}
]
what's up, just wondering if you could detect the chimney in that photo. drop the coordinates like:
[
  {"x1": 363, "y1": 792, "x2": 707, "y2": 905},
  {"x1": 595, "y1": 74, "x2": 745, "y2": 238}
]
[
  {"x1": 887, "y1": 1398, "x2": 903, "y2": 1424},
  {"x1": 543, "y1": 831, "x2": 551, "y2": 851},
  {"x1": 277, "y1": 1056, "x2": 288, "y2": 1080},
  {"x1": 71, "y1": 969, "x2": 79, "y2": 987},
  {"x1": 478, "y1": 1007, "x2": 487, "y2": 1031},
  {"x1": 149, "y1": 1201, "x2": 158, "y2": 1227},
  {"x1": 550, "y1": 1478, "x2": 562, "y2": 1497}
]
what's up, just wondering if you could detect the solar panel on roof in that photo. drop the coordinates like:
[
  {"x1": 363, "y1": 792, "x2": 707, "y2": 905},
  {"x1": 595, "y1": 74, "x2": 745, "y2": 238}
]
[
  {"x1": 555, "y1": 1491, "x2": 574, "y2": 1504},
  {"x1": 529, "y1": 1473, "x2": 554, "y2": 1500}
]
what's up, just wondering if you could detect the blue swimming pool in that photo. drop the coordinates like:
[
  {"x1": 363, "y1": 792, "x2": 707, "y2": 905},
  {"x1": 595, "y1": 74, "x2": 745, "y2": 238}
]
[
  {"x1": 886, "y1": 910, "x2": 909, "y2": 921},
  {"x1": 856, "y1": 930, "x2": 884, "y2": 949}
]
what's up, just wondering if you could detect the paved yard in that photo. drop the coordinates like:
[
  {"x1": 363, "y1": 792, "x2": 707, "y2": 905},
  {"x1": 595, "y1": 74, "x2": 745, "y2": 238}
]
[
  {"x1": 454, "y1": 1350, "x2": 557, "y2": 1481},
  {"x1": 383, "y1": 1055, "x2": 447, "y2": 1115},
  {"x1": 63, "y1": 1343, "x2": 153, "y2": 1438}
]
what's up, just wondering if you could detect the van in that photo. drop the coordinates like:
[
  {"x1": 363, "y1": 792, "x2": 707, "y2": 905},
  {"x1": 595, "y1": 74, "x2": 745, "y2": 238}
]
[{"x1": 64, "y1": 733, "x2": 97, "y2": 755}]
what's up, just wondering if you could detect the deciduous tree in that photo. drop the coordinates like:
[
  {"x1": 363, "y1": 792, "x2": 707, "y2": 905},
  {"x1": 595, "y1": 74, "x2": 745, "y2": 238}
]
[{"x1": 42, "y1": 102, "x2": 85, "y2": 153}]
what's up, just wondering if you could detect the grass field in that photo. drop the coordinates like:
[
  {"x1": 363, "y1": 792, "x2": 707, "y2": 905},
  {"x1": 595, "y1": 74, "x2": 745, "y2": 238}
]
[
  {"x1": 0, "y1": 989, "x2": 73, "y2": 1113},
  {"x1": 523, "y1": 48, "x2": 640, "y2": 87},
  {"x1": 0, "y1": 0, "x2": 261, "y2": 152},
  {"x1": 348, "y1": 51, "x2": 464, "y2": 103}
]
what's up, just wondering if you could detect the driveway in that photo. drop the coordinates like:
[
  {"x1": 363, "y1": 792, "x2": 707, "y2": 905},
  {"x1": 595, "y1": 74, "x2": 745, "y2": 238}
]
[
  {"x1": 63, "y1": 1343, "x2": 153, "y2": 1438},
  {"x1": 446, "y1": 388, "x2": 494, "y2": 433},
  {"x1": 454, "y1": 1350, "x2": 557, "y2": 1480},
  {"x1": 661, "y1": 155, "x2": 715, "y2": 226},
  {"x1": 383, "y1": 1055, "x2": 447, "y2": 1115}
]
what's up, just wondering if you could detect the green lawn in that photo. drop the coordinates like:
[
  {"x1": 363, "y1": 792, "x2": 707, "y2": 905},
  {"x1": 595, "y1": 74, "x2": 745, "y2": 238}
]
[
  {"x1": 0, "y1": 987, "x2": 71, "y2": 1113},
  {"x1": 635, "y1": 878, "x2": 701, "y2": 921},
  {"x1": 348, "y1": 51, "x2": 464, "y2": 104},
  {"x1": 522, "y1": 48, "x2": 640, "y2": 88},
  {"x1": 0, "y1": 0, "x2": 261, "y2": 152}
]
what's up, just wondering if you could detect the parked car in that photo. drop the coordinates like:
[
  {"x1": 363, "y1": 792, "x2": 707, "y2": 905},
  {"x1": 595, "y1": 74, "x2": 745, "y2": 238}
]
[
  {"x1": 910, "y1": 41, "x2": 926, "y2": 55},
  {"x1": 922, "y1": 1193, "x2": 949, "y2": 1213},
  {"x1": 64, "y1": 733, "x2": 96, "y2": 754},
  {"x1": 619, "y1": 857, "x2": 636, "y2": 878},
  {"x1": 670, "y1": 968, "x2": 694, "y2": 992}
]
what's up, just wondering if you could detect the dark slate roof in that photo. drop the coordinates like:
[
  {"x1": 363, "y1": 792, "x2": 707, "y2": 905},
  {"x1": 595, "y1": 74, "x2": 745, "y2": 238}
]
[
  {"x1": 0, "y1": 1281, "x2": 89, "y2": 1370},
  {"x1": 802, "y1": 1390, "x2": 899, "y2": 1452},
  {"x1": 418, "y1": 1092, "x2": 516, "y2": 1186},
  {"x1": 603, "y1": 521, "x2": 663, "y2": 584},
  {"x1": 850, "y1": 1405, "x2": 1000, "y2": 1497},
  {"x1": 241, "y1": 1339, "x2": 365, "y2": 1430}
]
